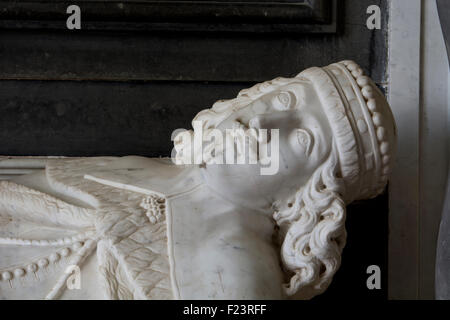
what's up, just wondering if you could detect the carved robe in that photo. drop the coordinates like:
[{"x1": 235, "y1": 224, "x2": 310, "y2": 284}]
[{"x1": 0, "y1": 156, "x2": 283, "y2": 299}]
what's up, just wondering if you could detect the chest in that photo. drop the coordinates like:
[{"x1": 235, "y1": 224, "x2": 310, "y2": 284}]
[{"x1": 167, "y1": 186, "x2": 285, "y2": 299}]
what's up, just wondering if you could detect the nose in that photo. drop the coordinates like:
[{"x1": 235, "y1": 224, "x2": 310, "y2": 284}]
[{"x1": 249, "y1": 110, "x2": 300, "y2": 130}]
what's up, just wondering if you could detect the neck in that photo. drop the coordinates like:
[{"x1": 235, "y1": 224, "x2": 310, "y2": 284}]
[{"x1": 199, "y1": 167, "x2": 277, "y2": 218}]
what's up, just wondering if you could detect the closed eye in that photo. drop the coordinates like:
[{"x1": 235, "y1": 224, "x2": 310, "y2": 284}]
[
  {"x1": 290, "y1": 128, "x2": 313, "y2": 156},
  {"x1": 273, "y1": 91, "x2": 296, "y2": 111}
]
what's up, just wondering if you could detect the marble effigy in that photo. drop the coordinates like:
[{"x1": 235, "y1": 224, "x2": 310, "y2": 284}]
[{"x1": 0, "y1": 61, "x2": 396, "y2": 299}]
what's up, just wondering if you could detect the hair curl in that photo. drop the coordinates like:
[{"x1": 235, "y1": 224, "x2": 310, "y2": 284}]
[{"x1": 273, "y1": 144, "x2": 347, "y2": 299}]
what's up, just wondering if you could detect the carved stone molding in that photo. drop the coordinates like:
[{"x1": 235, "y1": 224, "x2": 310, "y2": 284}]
[{"x1": 0, "y1": 0, "x2": 339, "y2": 33}]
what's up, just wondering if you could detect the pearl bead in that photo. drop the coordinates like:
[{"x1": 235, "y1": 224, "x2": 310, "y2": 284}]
[
  {"x1": 352, "y1": 68, "x2": 363, "y2": 77},
  {"x1": 380, "y1": 142, "x2": 390, "y2": 155},
  {"x1": 372, "y1": 112, "x2": 383, "y2": 126},
  {"x1": 362, "y1": 85, "x2": 374, "y2": 99},
  {"x1": 27, "y1": 264, "x2": 37, "y2": 273},
  {"x1": 347, "y1": 63, "x2": 358, "y2": 71},
  {"x1": 49, "y1": 252, "x2": 60, "y2": 263},
  {"x1": 367, "y1": 98, "x2": 377, "y2": 112},
  {"x1": 60, "y1": 248, "x2": 70, "y2": 257},
  {"x1": 38, "y1": 258, "x2": 49, "y2": 268},
  {"x1": 357, "y1": 76, "x2": 370, "y2": 87},
  {"x1": 2, "y1": 271, "x2": 12, "y2": 281},
  {"x1": 377, "y1": 127, "x2": 386, "y2": 141},
  {"x1": 382, "y1": 155, "x2": 390, "y2": 165},
  {"x1": 14, "y1": 268, "x2": 25, "y2": 278}
]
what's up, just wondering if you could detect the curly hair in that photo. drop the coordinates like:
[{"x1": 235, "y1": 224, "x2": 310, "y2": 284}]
[{"x1": 273, "y1": 143, "x2": 347, "y2": 299}]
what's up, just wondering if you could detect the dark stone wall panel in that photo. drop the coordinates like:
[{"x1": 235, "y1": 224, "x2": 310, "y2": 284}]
[
  {"x1": 0, "y1": 0, "x2": 386, "y2": 83},
  {"x1": 0, "y1": 80, "x2": 246, "y2": 156}
]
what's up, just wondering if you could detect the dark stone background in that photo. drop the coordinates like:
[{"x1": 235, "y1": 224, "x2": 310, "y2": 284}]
[{"x1": 0, "y1": 0, "x2": 389, "y2": 300}]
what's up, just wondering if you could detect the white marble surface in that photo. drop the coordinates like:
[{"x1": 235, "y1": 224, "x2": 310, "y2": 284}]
[
  {"x1": 388, "y1": 0, "x2": 449, "y2": 299},
  {"x1": 0, "y1": 61, "x2": 396, "y2": 300}
]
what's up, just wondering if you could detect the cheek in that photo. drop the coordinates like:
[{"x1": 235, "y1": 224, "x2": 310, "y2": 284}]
[
  {"x1": 277, "y1": 135, "x2": 307, "y2": 174},
  {"x1": 277, "y1": 129, "x2": 319, "y2": 178}
]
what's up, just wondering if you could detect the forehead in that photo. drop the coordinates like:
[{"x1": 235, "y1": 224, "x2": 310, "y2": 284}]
[
  {"x1": 276, "y1": 79, "x2": 309, "y2": 90},
  {"x1": 238, "y1": 76, "x2": 308, "y2": 97},
  {"x1": 252, "y1": 79, "x2": 310, "y2": 98},
  {"x1": 252, "y1": 79, "x2": 314, "y2": 105}
]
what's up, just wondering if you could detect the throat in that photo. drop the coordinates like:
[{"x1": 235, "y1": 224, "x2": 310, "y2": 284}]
[{"x1": 200, "y1": 169, "x2": 274, "y2": 217}]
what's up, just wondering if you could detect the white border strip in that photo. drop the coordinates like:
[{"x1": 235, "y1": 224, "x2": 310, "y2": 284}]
[{"x1": 388, "y1": 0, "x2": 422, "y2": 299}]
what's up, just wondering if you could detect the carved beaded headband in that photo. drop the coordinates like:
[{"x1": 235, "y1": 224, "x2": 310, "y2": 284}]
[{"x1": 299, "y1": 61, "x2": 396, "y2": 202}]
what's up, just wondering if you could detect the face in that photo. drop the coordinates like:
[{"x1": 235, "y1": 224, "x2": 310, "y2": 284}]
[{"x1": 198, "y1": 78, "x2": 334, "y2": 212}]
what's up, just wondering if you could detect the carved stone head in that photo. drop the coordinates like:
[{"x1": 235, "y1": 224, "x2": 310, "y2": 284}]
[{"x1": 174, "y1": 61, "x2": 396, "y2": 299}]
